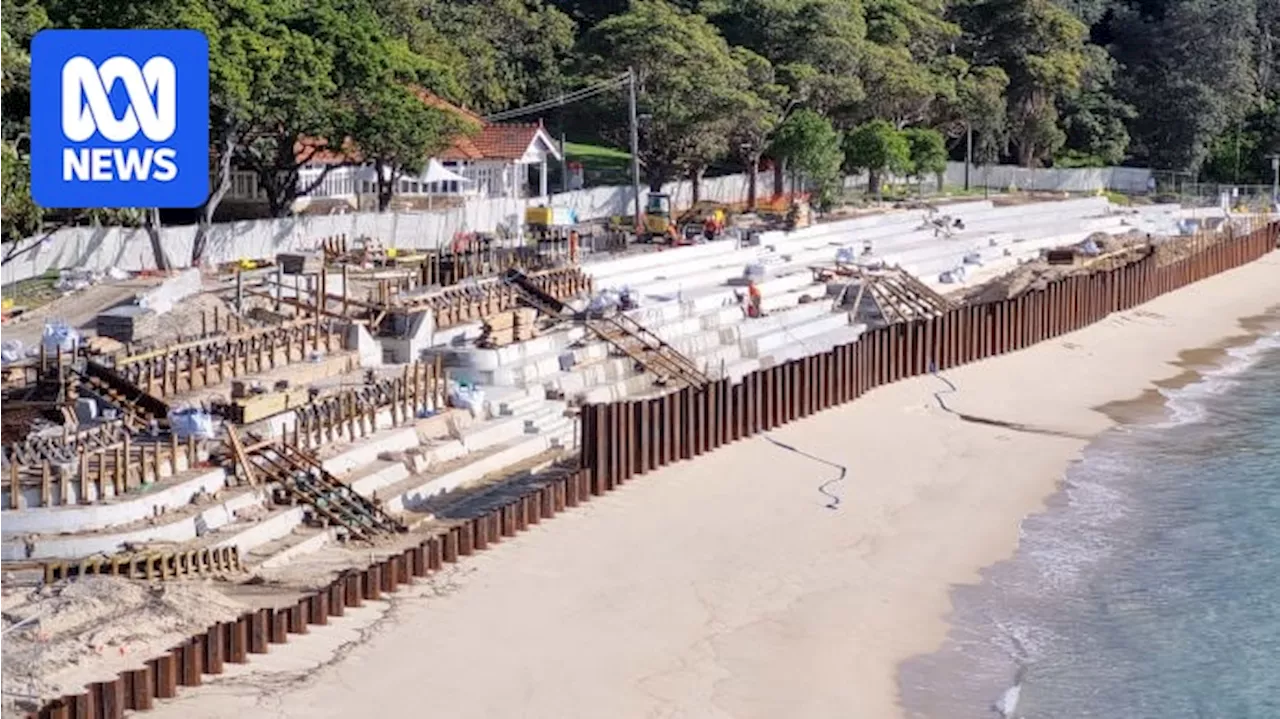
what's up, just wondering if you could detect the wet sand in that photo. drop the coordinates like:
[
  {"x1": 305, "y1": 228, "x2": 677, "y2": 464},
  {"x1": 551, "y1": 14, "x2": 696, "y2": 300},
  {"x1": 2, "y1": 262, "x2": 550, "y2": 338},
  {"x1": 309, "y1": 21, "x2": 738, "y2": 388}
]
[{"x1": 138, "y1": 251, "x2": 1280, "y2": 719}]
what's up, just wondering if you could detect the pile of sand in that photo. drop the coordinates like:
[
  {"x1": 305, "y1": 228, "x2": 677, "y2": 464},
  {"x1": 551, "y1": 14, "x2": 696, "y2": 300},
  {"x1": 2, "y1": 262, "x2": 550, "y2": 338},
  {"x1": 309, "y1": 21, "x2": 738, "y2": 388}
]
[
  {"x1": 144, "y1": 291, "x2": 238, "y2": 347},
  {"x1": 1, "y1": 576, "x2": 246, "y2": 707},
  {"x1": 963, "y1": 231, "x2": 1152, "y2": 304}
]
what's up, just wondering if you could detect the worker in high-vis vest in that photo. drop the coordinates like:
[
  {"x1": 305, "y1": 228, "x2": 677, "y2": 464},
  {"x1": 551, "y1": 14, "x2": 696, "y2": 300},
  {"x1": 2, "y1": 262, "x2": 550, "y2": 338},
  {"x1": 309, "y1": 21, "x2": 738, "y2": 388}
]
[{"x1": 746, "y1": 281, "x2": 762, "y2": 318}]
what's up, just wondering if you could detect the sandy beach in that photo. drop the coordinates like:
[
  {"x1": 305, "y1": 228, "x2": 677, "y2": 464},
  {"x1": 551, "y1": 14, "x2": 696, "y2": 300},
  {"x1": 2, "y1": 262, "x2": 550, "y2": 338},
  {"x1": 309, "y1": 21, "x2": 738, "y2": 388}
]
[{"x1": 138, "y1": 251, "x2": 1280, "y2": 719}]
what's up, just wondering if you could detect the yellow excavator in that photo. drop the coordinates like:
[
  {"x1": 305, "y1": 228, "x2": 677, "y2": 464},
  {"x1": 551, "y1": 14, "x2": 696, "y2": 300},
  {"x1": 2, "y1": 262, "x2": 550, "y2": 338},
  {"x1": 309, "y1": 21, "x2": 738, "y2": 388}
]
[
  {"x1": 640, "y1": 194, "x2": 728, "y2": 244},
  {"x1": 641, "y1": 192, "x2": 679, "y2": 243}
]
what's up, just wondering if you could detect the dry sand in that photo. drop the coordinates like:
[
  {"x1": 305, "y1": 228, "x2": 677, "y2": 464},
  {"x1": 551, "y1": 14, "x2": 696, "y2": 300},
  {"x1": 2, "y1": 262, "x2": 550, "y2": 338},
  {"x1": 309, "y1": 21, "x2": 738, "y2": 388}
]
[
  {"x1": 92, "y1": 253, "x2": 1280, "y2": 718},
  {"x1": 1, "y1": 576, "x2": 246, "y2": 713}
]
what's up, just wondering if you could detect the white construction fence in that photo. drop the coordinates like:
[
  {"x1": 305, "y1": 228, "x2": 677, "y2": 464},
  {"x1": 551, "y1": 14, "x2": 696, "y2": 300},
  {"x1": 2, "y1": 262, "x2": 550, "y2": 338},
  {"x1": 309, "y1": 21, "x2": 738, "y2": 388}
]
[{"x1": 2, "y1": 162, "x2": 1151, "y2": 286}]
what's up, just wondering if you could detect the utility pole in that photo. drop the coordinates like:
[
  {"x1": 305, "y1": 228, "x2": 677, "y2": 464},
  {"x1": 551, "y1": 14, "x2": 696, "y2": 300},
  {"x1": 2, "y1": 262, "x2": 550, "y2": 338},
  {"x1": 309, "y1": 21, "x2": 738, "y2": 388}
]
[
  {"x1": 560, "y1": 132, "x2": 568, "y2": 193},
  {"x1": 964, "y1": 123, "x2": 973, "y2": 192},
  {"x1": 1269, "y1": 154, "x2": 1279, "y2": 203},
  {"x1": 628, "y1": 67, "x2": 642, "y2": 233}
]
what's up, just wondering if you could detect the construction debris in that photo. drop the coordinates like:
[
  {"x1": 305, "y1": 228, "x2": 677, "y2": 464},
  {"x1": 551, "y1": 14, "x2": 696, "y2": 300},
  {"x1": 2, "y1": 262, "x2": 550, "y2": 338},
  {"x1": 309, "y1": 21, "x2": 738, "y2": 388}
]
[{"x1": 961, "y1": 232, "x2": 1154, "y2": 304}]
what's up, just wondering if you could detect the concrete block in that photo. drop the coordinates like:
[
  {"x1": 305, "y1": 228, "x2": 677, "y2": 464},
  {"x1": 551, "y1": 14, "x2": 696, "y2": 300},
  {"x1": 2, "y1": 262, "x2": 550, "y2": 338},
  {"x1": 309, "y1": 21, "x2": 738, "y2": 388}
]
[
  {"x1": 3, "y1": 487, "x2": 268, "y2": 561},
  {"x1": 0, "y1": 468, "x2": 230, "y2": 535},
  {"x1": 321, "y1": 427, "x2": 419, "y2": 477},
  {"x1": 211, "y1": 506, "x2": 306, "y2": 554},
  {"x1": 258, "y1": 529, "x2": 334, "y2": 570},
  {"x1": 386, "y1": 433, "x2": 562, "y2": 514}
]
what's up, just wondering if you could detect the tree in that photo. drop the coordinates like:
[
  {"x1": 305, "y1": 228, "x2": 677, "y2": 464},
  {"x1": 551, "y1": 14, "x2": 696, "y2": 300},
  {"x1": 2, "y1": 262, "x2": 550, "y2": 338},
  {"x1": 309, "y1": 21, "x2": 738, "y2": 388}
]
[
  {"x1": 231, "y1": 2, "x2": 347, "y2": 217},
  {"x1": 1056, "y1": 46, "x2": 1134, "y2": 167},
  {"x1": 903, "y1": 127, "x2": 947, "y2": 191},
  {"x1": 958, "y1": 67, "x2": 1010, "y2": 169},
  {"x1": 769, "y1": 109, "x2": 845, "y2": 208},
  {"x1": 350, "y1": 85, "x2": 470, "y2": 211},
  {"x1": 704, "y1": 0, "x2": 866, "y2": 115},
  {"x1": 843, "y1": 119, "x2": 911, "y2": 195},
  {"x1": 860, "y1": 0, "x2": 963, "y2": 127},
  {"x1": 1, "y1": 0, "x2": 46, "y2": 123},
  {"x1": 579, "y1": 0, "x2": 754, "y2": 190},
  {"x1": 953, "y1": 0, "x2": 1089, "y2": 166},
  {"x1": 729, "y1": 48, "x2": 790, "y2": 209},
  {"x1": 1, "y1": 141, "x2": 41, "y2": 244},
  {"x1": 383, "y1": 0, "x2": 576, "y2": 114},
  {"x1": 1108, "y1": 0, "x2": 1259, "y2": 173}
]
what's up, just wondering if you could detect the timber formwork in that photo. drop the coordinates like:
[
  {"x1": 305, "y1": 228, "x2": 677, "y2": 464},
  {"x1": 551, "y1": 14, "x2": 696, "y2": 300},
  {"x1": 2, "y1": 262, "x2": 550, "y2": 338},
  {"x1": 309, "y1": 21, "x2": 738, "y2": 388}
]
[
  {"x1": 374, "y1": 266, "x2": 592, "y2": 331},
  {"x1": 43, "y1": 547, "x2": 242, "y2": 584},
  {"x1": 286, "y1": 359, "x2": 445, "y2": 452},
  {"x1": 5, "y1": 434, "x2": 201, "y2": 510},
  {"x1": 108, "y1": 319, "x2": 340, "y2": 399}
]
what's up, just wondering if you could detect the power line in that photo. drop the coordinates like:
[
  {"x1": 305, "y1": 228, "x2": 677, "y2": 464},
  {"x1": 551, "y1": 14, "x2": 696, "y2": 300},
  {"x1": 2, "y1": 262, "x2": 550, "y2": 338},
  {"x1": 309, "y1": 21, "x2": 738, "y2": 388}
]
[
  {"x1": 482, "y1": 72, "x2": 632, "y2": 123},
  {"x1": 482, "y1": 75, "x2": 629, "y2": 122}
]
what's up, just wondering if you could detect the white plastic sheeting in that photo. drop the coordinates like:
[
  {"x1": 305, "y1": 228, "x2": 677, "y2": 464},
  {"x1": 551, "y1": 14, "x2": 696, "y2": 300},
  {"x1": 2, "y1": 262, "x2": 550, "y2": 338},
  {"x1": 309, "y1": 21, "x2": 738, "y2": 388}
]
[
  {"x1": 41, "y1": 321, "x2": 80, "y2": 353},
  {"x1": 169, "y1": 407, "x2": 218, "y2": 439}
]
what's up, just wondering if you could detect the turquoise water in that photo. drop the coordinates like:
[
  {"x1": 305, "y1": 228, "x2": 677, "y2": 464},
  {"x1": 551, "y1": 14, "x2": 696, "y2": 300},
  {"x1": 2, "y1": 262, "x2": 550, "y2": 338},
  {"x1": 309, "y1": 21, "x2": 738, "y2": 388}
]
[{"x1": 901, "y1": 329, "x2": 1280, "y2": 718}]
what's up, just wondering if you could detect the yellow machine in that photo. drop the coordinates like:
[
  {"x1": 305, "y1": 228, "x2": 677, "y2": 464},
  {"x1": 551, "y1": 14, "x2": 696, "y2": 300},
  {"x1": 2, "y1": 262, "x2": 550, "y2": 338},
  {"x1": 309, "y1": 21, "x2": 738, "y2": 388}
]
[{"x1": 641, "y1": 192, "x2": 678, "y2": 242}]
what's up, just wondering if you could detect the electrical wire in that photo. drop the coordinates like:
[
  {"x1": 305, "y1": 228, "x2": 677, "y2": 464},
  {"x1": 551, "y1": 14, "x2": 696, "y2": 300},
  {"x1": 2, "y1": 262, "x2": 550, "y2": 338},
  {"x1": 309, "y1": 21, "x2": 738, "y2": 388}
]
[
  {"x1": 481, "y1": 73, "x2": 632, "y2": 123},
  {"x1": 482, "y1": 80, "x2": 626, "y2": 123},
  {"x1": 762, "y1": 434, "x2": 848, "y2": 510}
]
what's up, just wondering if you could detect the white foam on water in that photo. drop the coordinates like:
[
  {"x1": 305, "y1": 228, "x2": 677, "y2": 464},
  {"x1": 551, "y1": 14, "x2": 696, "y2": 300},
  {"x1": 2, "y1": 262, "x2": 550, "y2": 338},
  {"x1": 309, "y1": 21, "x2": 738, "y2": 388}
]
[
  {"x1": 1153, "y1": 331, "x2": 1280, "y2": 429},
  {"x1": 1017, "y1": 453, "x2": 1132, "y2": 591},
  {"x1": 994, "y1": 682, "x2": 1021, "y2": 718}
]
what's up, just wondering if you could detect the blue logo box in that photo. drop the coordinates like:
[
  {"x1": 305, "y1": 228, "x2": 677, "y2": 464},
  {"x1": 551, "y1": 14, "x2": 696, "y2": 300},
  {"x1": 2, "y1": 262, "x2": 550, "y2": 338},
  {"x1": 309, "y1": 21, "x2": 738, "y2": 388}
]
[{"x1": 31, "y1": 29, "x2": 209, "y2": 209}]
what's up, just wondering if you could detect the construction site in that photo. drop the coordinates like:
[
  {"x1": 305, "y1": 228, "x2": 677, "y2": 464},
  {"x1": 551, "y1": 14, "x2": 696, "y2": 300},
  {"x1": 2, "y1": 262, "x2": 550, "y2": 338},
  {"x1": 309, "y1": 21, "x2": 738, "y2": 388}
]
[{"x1": 1, "y1": 193, "x2": 1270, "y2": 719}]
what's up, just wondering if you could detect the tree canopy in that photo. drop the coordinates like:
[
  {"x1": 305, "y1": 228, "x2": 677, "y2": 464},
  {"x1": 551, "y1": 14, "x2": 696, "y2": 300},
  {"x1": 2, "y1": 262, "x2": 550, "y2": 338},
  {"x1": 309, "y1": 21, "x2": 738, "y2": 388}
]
[{"x1": 4, "y1": 0, "x2": 1280, "y2": 245}]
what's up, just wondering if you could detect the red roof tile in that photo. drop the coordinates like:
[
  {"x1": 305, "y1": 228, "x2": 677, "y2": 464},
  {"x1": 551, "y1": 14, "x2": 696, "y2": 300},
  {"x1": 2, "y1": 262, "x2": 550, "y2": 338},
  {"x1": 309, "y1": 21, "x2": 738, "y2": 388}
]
[
  {"x1": 471, "y1": 124, "x2": 545, "y2": 160},
  {"x1": 289, "y1": 90, "x2": 552, "y2": 167},
  {"x1": 413, "y1": 88, "x2": 485, "y2": 127}
]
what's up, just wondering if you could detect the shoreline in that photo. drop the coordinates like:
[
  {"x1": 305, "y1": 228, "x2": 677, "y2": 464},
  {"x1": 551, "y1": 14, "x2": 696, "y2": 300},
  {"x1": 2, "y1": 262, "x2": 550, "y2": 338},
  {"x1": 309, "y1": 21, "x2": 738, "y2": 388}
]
[
  {"x1": 112, "y1": 252, "x2": 1280, "y2": 719},
  {"x1": 901, "y1": 303, "x2": 1280, "y2": 717},
  {"x1": 1098, "y1": 308, "x2": 1280, "y2": 426}
]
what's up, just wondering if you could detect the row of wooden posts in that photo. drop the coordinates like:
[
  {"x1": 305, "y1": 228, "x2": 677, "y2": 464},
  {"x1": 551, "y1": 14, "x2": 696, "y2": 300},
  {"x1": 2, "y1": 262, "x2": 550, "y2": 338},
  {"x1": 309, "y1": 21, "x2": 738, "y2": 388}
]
[
  {"x1": 8, "y1": 434, "x2": 201, "y2": 509},
  {"x1": 113, "y1": 320, "x2": 341, "y2": 400}
]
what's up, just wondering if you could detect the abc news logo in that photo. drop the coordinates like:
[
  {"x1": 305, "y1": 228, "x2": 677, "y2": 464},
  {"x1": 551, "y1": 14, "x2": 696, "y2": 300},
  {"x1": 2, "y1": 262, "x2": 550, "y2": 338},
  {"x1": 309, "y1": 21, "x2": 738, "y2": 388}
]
[
  {"x1": 31, "y1": 29, "x2": 209, "y2": 209},
  {"x1": 61, "y1": 56, "x2": 179, "y2": 182}
]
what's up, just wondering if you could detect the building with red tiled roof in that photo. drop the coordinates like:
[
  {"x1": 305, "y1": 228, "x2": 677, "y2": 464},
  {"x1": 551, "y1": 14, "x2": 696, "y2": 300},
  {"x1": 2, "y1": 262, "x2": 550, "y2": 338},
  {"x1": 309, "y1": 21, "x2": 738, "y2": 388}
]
[{"x1": 225, "y1": 90, "x2": 563, "y2": 213}]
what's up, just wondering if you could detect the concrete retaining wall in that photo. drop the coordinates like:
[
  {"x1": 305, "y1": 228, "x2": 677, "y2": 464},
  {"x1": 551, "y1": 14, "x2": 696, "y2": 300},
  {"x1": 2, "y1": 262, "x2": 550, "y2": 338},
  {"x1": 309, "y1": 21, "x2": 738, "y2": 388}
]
[
  {"x1": 2, "y1": 486, "x2": 267, "y2": 561},
  {"x1": 0, "y1": 468, "x2": 229, "y2": 535}
]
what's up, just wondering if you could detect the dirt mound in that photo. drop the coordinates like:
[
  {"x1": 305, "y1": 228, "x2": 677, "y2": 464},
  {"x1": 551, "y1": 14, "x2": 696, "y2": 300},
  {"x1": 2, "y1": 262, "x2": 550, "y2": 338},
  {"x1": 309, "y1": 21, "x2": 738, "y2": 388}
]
[
  {"x1": 1, "y1": 576, "x2": 246, "y2": 711},
  {"x1": 963, "y1": 231, "x2": 1152, "y2": 304}
]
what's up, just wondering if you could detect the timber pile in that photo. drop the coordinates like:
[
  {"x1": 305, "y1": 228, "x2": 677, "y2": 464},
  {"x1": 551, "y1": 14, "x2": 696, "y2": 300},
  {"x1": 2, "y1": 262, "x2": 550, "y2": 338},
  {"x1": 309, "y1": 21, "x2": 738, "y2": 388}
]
[{"x1": 478, "y1": 308, "x2": 539, "y2": 348}]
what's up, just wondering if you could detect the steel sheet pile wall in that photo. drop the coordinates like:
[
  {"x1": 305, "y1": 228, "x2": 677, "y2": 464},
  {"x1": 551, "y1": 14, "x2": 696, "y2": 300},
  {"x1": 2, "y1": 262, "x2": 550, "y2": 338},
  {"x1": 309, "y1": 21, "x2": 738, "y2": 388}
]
[
  {"x1": 580, "y1": 222, "x2": 1279, "y2": 489},
  {"x1": 22, "y1": 223, "x2": 1276, "y2": 719}
]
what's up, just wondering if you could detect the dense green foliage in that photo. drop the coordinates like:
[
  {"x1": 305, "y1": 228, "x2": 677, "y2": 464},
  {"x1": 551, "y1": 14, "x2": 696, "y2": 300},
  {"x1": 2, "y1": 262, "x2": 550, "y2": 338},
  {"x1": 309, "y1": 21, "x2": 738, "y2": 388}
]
[{"x1": 2, "y1": 0, "x2": 1279, "y2": 245}]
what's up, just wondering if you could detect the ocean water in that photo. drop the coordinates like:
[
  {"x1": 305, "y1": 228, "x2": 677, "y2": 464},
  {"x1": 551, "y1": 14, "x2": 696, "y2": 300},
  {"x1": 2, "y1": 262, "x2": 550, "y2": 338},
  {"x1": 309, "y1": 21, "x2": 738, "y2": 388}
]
[{"x1": 900, "y1": 329, "x2": 1280, "y2": 719}]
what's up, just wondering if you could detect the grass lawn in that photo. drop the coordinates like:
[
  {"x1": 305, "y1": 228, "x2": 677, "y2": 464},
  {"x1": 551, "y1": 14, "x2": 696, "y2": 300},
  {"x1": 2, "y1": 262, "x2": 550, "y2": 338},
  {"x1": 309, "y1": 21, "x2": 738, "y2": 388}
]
[{"x1": 564, "y1": 141, "x2": 632, "y2": 172}]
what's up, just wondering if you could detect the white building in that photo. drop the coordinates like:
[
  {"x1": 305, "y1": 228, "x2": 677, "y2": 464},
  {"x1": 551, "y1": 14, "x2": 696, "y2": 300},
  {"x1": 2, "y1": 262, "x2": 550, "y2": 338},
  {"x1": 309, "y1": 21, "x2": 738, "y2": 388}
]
[{"x1": 225, "y1": 91, "x2": 562, "y2": 214}]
